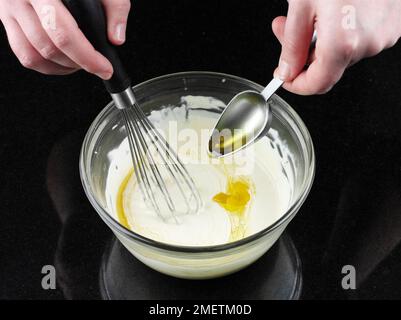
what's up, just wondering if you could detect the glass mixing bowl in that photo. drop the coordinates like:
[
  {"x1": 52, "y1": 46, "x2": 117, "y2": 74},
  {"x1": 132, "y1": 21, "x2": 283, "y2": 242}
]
[{"x1": 80, "y1": 71, "x2": 315, "y2": 279}]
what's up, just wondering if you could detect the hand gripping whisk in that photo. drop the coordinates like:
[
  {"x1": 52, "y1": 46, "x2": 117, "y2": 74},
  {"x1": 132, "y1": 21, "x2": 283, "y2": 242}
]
[{"x1": 63, "y1": 0, "x2": 202, "y2": 221}]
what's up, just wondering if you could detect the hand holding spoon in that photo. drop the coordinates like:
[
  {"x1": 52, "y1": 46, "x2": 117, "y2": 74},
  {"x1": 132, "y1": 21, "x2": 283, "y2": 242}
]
[{"x1": 209, "y1": 33, "x2": 316, "y2": 158}]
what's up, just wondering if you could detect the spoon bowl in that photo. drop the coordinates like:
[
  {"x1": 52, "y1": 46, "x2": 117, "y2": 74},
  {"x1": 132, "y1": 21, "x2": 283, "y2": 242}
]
[
  {"x1": 209, "y1": 78, "x2": 284, "y2": 157},
  {"x1": 208, "y1": 90, "x2": 271, "y2": 157}
]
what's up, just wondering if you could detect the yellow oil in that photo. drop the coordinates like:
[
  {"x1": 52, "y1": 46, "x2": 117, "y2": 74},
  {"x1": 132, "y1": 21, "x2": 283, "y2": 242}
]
[
  {"x1": 116, "y1": 168, "x2": 133, "y2": 229},
  {"x1": 210, "y1": 132, "x2": 248, "y2": 156},
  {"x1": 116, "y1": 166, "x2": 254, "y2": 243},
  {"x1": 212, "y1": 179, "x2": 251, "y2": 213},
  {"x1": 212, "y1": 176, "x2": 253, "y2": 241}
]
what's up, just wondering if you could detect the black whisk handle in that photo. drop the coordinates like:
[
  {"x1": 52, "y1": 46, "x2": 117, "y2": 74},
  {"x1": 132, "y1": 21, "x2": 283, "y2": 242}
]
[{"x1": 62, "y1": 0, "x2": 131, "y2": 93}]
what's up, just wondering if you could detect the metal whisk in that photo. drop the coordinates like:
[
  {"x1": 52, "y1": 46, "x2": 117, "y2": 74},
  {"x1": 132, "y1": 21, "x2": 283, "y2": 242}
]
[
  {"x1": 63, "y1": 0, "x2": 202, "y2": 221},
  {"x1": 115, "y1": 88, "x2": 203, "y2": 221}
]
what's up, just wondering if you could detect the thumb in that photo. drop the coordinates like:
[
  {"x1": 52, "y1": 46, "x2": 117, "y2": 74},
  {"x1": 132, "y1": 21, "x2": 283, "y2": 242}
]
[
  {"x1": 277, "y1": 1, "x2": 314, "y2": 81},
  {"x1": 102, "y1": 0, "x2": 131, "y2": 45}
]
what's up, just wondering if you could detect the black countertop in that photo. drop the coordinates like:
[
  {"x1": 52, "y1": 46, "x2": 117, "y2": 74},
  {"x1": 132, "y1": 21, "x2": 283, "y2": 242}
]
[{"x1": 2, "y1": 0, "x2": 401, "y2": 300}]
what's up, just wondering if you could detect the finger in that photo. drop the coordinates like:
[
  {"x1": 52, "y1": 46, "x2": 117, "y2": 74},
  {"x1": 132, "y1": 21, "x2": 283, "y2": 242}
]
[
  {"x1": 274, "y1": 48, "x2": 347, "y2": 95},
  {"x1": 273, "y1": 16, "x2": 317, "y2": 66},
  {"x1": 3, "y1": 17, "x2": 78, "y2": 75},
  {"x1": 15, "y1": 2, "x2": 79, "y2": 69},
  {"x1": 272, "y1": 16, "x2": 286, "y2": 45},
  {"x1": 102, "y1": 0, "x2": 131, "y2": 45},
  {"x1": 31, "y1": 0, "x2": 113, "y2": 79},
  {"x1": 277, "y1": 1, "x2": 315, "y2": 82}
]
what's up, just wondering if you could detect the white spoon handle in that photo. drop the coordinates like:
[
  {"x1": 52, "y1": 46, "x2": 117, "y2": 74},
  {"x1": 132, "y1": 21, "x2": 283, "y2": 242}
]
[{"x1": 261, "y1": 78, "x2": 284, "y2": 101}]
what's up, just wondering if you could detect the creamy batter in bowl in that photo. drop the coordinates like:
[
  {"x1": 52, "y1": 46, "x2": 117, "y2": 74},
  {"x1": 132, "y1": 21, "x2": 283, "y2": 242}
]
[{"x1": 80, "y1": 72, "x2": 315, "y2": 279}]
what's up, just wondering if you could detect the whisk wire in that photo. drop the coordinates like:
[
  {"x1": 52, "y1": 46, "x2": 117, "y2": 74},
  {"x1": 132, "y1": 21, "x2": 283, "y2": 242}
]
[
  {"x1": 131, "y1": 103, "x2": 202, "y2": 214},
  {"x1": 121, "y1": 100, "x2": 202, "y2": 222},
  {"x1": 129, "y1": 105, "x2": 192, "y2": 216},
  {"x1": 126, "y1": 107, "x2": 178, "y2": 220},
  {"x1": 122, "y1": 110, "x2": 162, "y2": 216}
]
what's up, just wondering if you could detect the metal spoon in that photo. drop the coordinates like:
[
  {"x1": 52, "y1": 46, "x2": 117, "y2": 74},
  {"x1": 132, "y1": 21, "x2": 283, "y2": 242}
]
[
  {"x1": 208, "y1": 77, "x2": 283, "y2": 158},
  {"x1": 209, "y1": 33, "x2": 317, "y2": 158}
]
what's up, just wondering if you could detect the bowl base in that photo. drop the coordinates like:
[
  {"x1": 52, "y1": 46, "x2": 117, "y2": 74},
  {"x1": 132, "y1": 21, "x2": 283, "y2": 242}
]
[{"x1": 99, "y1": 232, "x2": 302, "y2": 300}]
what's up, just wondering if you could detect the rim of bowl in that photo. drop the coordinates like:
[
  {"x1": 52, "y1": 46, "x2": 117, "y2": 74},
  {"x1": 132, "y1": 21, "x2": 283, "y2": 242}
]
[{"x1": 79, "y1": 71, "x2": 315, "y2": 253}]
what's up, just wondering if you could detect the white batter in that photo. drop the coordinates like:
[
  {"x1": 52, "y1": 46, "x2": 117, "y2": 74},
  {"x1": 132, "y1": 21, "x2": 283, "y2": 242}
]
[{"x1": 105, "y1": 96, "x2": 292, "y2": 246}]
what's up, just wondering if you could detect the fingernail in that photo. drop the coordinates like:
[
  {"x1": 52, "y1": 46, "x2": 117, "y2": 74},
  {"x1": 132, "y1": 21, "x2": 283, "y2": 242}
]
[
  {"x1": 278, "y1": 60, "x2": 291, "y2": 81},
  {"x1": 96, "y1": 71, "x2": 112, "y2": 80},
  {"x1": 115, "y1": 23, "x2": 126, "y2": 43}
]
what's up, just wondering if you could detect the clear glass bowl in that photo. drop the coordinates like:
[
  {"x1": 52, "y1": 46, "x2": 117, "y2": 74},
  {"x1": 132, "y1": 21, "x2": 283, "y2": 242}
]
[{"x1": 80, "y1": 71, "x2": 315, "y2": 279}]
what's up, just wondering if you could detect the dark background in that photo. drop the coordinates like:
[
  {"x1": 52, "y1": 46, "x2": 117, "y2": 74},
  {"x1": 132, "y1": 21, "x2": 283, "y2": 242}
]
[{"x1": 2, "y1": 0, "x2": 401, "y2": 299}]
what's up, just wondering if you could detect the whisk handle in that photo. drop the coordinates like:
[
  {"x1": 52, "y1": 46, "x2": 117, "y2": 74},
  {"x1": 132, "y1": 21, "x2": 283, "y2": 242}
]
[{"x1": 62, "y1": 0, "x2": 131, "y2": 94}]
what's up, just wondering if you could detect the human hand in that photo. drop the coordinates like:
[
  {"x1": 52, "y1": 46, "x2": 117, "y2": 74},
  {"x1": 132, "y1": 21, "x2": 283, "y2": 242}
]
[
  {"x1": 0, "y1": 0, "x2": 131, "y2": 79},
  {"x1": 272, "y1": 0, "x2": 401, "y2": 95}
]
